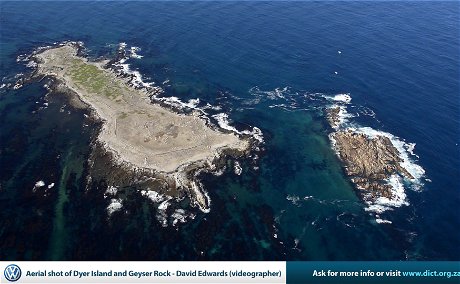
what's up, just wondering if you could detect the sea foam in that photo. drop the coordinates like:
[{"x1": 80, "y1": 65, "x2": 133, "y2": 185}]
[{"x1": 326, "y1": 93, "x2": 352, "y2": 104}]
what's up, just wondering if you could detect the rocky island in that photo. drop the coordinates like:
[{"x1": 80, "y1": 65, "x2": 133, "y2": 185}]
[
  {"x1": 326, "y1": 105, "x2": 419, "y2": 211},
  {"x1": 32, "y1": 43, "x2": 251, "y2": 213}
]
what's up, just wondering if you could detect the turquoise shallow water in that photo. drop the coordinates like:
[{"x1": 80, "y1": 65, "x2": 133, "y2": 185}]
[{"x1": 0, "y1": 1, "x2": 459, "y2": 260}]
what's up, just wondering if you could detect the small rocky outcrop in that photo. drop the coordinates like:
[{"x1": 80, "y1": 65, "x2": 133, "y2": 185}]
[{"x1": 326, "y1": 106, "x2": 341, "y2": 129}]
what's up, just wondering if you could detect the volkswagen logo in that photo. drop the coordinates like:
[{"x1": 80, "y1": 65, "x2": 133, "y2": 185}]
[{"x1": 4, "y1": 264, "x2": 21, "y2": 282}]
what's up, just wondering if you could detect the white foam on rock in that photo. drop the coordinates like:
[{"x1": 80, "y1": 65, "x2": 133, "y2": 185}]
[
  {"x1": 139, "y1": 178, "x2": 210, "y2": 226},
  {"x1": 140, "y1": 190, "x2": 181, "y2": 227},
  {"x1": 234, "y1": 161, "x2": 242, "y2": 175},
  {"x1": 155, "y1": 96, "x2": 206, "y2": 114},
  {"x1": 156, "y1": 197, "x2": 173, "y2": 227},
  {"x1": 344, "y1": 126, "x2": 426, "y2": 214},
  {"x1": 32, "y1": 180, "x2": 47, "y2": 193},
  {"x1": 141, "y1": 190, "x2": 166, "y2": 203},
  {"x1": 365, "y1": 174, "x2": 409, "y2": 214},
  {"x1": 117, "y1": 61, "x2": 155, "y2": 89},
  {"x1": 212, "y1": 113, "x2": 264, "y2": 143},
  {"x1": 105, "y1": 185, "x2": 118, "y2": 197},
  {"x1": 271, "y1": 87, "x2": 289, "y2": 99},
  {"x1": 26, "y1": 61, "x2": 37, "y2": 68},
  {"x1": 171, "y1": 209, "x2": 196, "y2": 227},
  {"x1": 326, "y1": 93, "x2": 352, "y2": 104},
  {"x1": 140, "y1": 189, "x2": 172, "y2": 227},
  {"x1": 129, "y1": 46, "x2": 143, "y2": 59},
  {"x1": 213, "y1": 113, "x2": 239, "y2": 132},
  {"x1": 113, "y1": 43, "x2": 223, "y2": 118},
  {"x1": 158, "y1": 199, "x2": 171, "y2": 211},
  {"x1": 329, "y1": 104, "x2": 354, "y2": 130},
  {"x1": 107, "y1": 198, "x2": 123, "y2": 216},
  {"x1": 286, "y1": 195, "x2": 301, "y2": 206},
  {"x1": 113, "y1": 43, "x2": 157, "y2": 90}
]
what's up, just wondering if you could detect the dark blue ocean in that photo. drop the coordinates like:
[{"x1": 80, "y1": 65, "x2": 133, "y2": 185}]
[{"x1": 0, "y1": 1, "x2": 459, "y2": 260}]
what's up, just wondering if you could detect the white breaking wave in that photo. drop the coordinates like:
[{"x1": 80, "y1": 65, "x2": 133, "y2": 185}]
[
  {"x1": 212, "y1": 113, "x2": 240, "y2": 132},
  {"x1": 129, "y1": 46, "x2": 143, "y2": 59},
  {"x1": 405, "y1": 142, "x2": 419, "y2": 158},
  {"x1": 143, "y1": 191, "x2": 173, "y2": 227},
  {"x1": 249, "y1": 86, "x2": 290, "y2": 100},
  {"x1": 234, "y1": 161, "x2": 242, "y2": 176},
  {"x1": 35, "y1": 180, "x2": 45, "y2": 188},
  {"x1": 245, "y1": 86, "x2": 294, "y2": 107},
  {"x1": 203, "y1": 103, "x2": 222, "y2": 111},
  {"x1": 141, "y1": 190, "x2": 166, "y2": 203},
  {"x1": 104, "y1": 185, "x2": 118, "y2": 198},
  {"x1": 141, "y1": 190, "x2": 197, "y2": 227},
  {"x1": 271, "y1": 87, "x2": 289, "y2": 99},
  {"x1": 107, "y1": 198, "x2": 123, "y2": 216},
  {"x1": 365, "y1": 174, "x2": 409, "y2": 214},
  {"x1": 158, "y1": 198, "x2": 171, "y2": 211},
  {"x1": 26, "y1": 61, "x2": 37, "y2": 68},
  {"x1": 116, "y1": 59, "x2": 155, "y2": 89},
  {"x1": 247, "y1": 87, "x2": 354, "y2": 115},
  {"x1": 325, "y1": 93, "x2": 352, "y2": 104},
  {"x1": 286, "y1": 195, "x2": 301, "y2": 206},
  {"x1": 156, "y1": 96, "x2": 207, "y2": 115},
  {"x1": 113, "y1": 42, "x2": 158, "y2": 90},
  {"x1": 171, "y1": 209, "x2": 196, "y2": 227},
  {"x1": 329, "y1": 104, "x2": 355, "y2": 130},
  {"x1": 212, "y1": 113, "x2": 264, "y2": 143}
]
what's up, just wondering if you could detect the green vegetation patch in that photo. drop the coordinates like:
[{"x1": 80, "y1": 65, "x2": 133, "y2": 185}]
[{"x1": 68, "y1": 59, "x2": 121, "y2": 100}]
